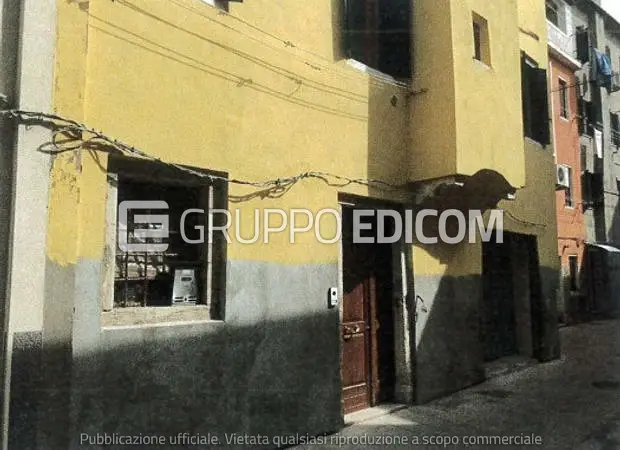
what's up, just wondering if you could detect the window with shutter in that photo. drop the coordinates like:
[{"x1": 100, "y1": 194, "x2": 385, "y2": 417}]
[
  {"x1": 581, "y1": 171, "x2": 592, "y2": 209},
  {"x1": 532, "y1": 67, "x2": 551, "y2": 145},
  {"x1": 577, "y1": 98, "x2": 586, "y2": 135},
  {"x1": 576, "y1": 27, "x2": 590, "y2": 64},
  {"x1": 611, "y1": 113, "x2": 620, "y2": 147},
  {"x1": 565, "y1": 167, "x2": 574, "y2": 207},
  {"x1": 592, "y1": 172, "x2": 604, "y2": 207},
  {"x1": 521, "y1": 54, "x2": 534, "y2": 139},
  {"x1": 559, "y1": 78, "x2": 569, "y2": 119},
  {"x1": 584, "y1": 100, "x2": 600, "y2": 136},
  {"x1": 580, "y1": 144, "x2": 587, "y2": 171},
  {"x1": 521, "y1": 53, "x2": 550, "y2": 146}
]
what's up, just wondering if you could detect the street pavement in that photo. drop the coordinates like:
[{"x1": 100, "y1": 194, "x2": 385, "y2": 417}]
[{"x1": 294, "y1": 319, "x2": 620, "y2": 449}]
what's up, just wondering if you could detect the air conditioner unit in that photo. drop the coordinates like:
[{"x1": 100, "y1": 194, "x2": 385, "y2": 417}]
[{"x1": 556, "y1": 164, "x2": 570, "y2": 189}]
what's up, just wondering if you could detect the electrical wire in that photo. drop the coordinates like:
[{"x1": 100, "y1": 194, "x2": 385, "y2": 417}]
[
  {"x1": 0, "y1": 109, "x2": 405, "y2": 193},
  {"x1": 116, "y1": 0, "x2": 411, "y2": 94},
  {"x1": 1, "y1": 108, "x2": 572, "y2": 229},
  {"x1": 165, "y1": 0, "x2": 413, "y2": 91}
]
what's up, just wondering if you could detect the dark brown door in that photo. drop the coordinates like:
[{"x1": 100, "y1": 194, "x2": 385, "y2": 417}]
[
  {"x1": 341, "y1": 207, "x2": 395, "y2": 415},
  {"x1": 341, "y1": 267, "x2": 374, "y2": 414}
]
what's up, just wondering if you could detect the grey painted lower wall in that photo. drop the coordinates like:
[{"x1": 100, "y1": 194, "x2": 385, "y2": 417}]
[
  {"x1": 8, "y1": 331, "x2": 41, "y2": 450},
  {"x1": 52, "y1": 258, "x2": 341, "y2": 450},
  {"x1": 413, "y1": 274, "x2": 485, "y2": 404},
  {"x1": 412, "y1": 265, "x2": 560, "y2": 404},
  {"x1": 8, "y1": 254, "x2": 561, "y2": 449}
]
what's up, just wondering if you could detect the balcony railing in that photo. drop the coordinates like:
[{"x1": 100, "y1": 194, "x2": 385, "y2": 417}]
[{"x1": 547, "y1": 20, "x2": 576, "y2": 60}]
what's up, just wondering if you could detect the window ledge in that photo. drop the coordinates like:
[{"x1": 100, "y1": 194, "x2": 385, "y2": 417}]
[
  {"x1": 524, "y1": 136, "x2": 546, "y2": 149},
  {"x1": 547, "y1": 20, "x2": 568, "y2": 38},
  {"x1": 345, "y1": 59, "x2": 409, "y2": 88},
  {"x1": 102, "y1": 305, "x2": 221, "y2": 328},
  {"x1": 472, "y1": 58, "x2": 492, "y2": 71}
]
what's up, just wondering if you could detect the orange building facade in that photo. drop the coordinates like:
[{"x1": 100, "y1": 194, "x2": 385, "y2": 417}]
[{"x1": 549, "y1": 50, "x2": 585, "y2": 322}]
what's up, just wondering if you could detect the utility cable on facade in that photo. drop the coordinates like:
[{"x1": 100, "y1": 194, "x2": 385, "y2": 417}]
[
  {"x1": 0, "y1": 109, "x2": 553, "y2": 229},
  {"x1": 0, "y1": 109, "x2": 404, "y2": 192}
]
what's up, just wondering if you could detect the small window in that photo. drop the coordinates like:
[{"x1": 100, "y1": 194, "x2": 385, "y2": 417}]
[
  {"x1": 472, "y1": 13, "x2": 490, "y2": 65},
  {"x1": 559, "y1": 79, "x2": 569, "y2": 119},
  {"x1": 568, "y1": 255, "x2": 578, "y2": 292},
  {"x1": 565, "y1": 166, "x2": 574, "y2": 207},
  {"x1": 546, "y1": 0, "x2": 559, "y2": 27}
]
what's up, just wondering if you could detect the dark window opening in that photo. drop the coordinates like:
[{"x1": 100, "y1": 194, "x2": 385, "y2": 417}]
[
  {"x1": 576, "y1": 27, "x2": 590, "y2": 64},
  {"x1": 108, "y1": 157, "x2": 228, "y2": 319},
  {"x1": 473, "y1": 22, "x2": 481, "y2": 61},
  {"x1": 342, "y1": 0, "x2": 412, "y2": 79},
  {"x1": 611, "y1": 112, "x2": 620, "y2": 146},
  {"x1": 580, "y1": 144, "x2": 587, "y2": 171},
  {"x1": 577, "y1": 98, "x2": 586, "y2": 135},
  {"x1": 472, "y1": 13, "x2": 490, "y2": 65},
  {"x1": 584, "y1": 100, "x2": 602, "y2": 136},
  {"x1": 559, "y1": 78, "x2": 569, "y2": 119},
  {"x1": 582, "y1": 170, "x2": 604, "y2": 210},
  {"x1": 582, "y1": 170, "x2": 592, "y2": 209},
  {"x1": 521, "y1": 53, "x2": 550, "y2": 145},
  {"x1": 568, "y1": 255, "x2": 578, "y2": 292},
  {"x1": 565, "y1": 166, "x2": 574, "y2": 207}
]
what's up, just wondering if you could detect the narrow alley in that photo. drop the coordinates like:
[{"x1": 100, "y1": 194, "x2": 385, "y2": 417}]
[{"x1": 294, "y1": 319, "x2": 620, "y2": 450}]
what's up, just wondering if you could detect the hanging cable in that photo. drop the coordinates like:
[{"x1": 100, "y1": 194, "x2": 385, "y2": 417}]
[{"x1": 0, "y1": 109, "x2": 407, "y2": 193}]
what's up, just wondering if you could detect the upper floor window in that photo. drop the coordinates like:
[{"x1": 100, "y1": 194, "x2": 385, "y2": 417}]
[
  {"x1": 341, "y1": 0, "x2": 412, "y2": 79},
  {"x1": 611, "y1": 112, "x2": 620, "y2": 147},
  {"x1": 546, "y1": 0, "x2": 567, "y2": 32},
  {"x1": 576, "y1": 27, "x2": 590, "y2": 63},
  {"x1": 564, "y1": 166, "x2": 574, "y2": 207},
  {"x1": 472, "y1": 12, "x2": 491, "y2": 66},
  {"x1": 559, "y1": 78, "x2": 569, "y2": 119},
  {"x1": 521, "y1": 53, "x2": 550, "y2": 145}
]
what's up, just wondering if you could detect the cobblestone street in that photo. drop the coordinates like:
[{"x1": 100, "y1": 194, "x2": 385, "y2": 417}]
[{"x1": 294, "y1": 319, "x2": 620, "y2": 450}]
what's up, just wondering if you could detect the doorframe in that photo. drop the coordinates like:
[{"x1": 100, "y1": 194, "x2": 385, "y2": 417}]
[{"x1": 337, "y1": 193, "x2": 414, "y2": 416}]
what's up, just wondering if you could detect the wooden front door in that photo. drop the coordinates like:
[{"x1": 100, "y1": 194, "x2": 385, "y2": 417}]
[{"x1": 341, "y1": 207, "x2": 394, "y2": 415}]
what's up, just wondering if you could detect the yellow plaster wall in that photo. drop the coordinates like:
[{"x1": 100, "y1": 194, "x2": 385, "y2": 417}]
[
  {"x1": 48, "y1": 0, "x2": 411, "y2": 265},
  {"x1": 452, "y1": 0, "x2": 525, "y2": 187}
]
